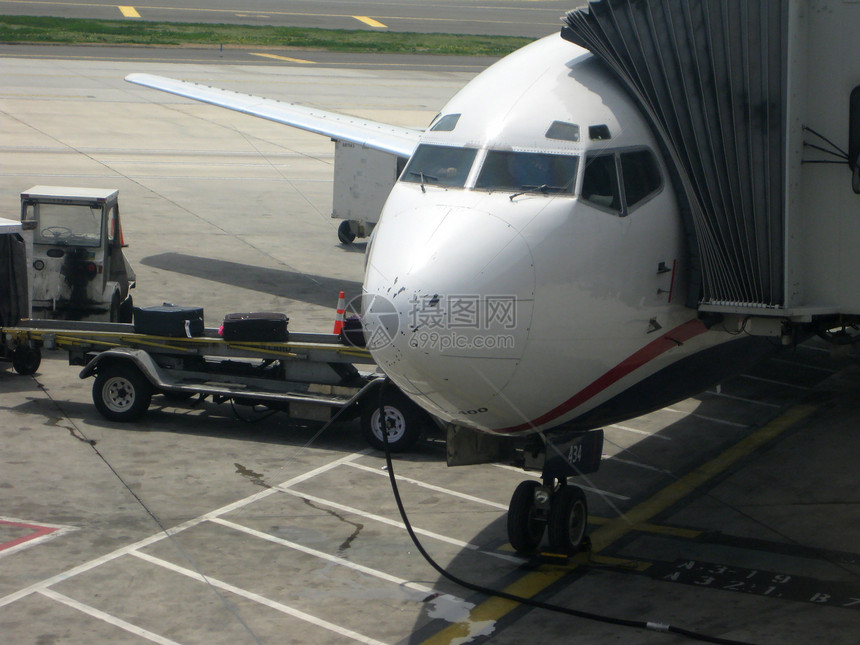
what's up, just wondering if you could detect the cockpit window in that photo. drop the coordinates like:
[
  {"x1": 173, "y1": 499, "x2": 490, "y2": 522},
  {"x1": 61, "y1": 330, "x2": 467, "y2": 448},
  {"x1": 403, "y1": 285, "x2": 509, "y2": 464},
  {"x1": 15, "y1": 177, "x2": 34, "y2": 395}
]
[
  {"x1": 620, "y1": 149, "x2": 662, "y2": 209},
  {"x1": 546, "y1": 121, "x2": 580, "y2": 142},
  {"x1": 582, "y1": 153, "x2": 621, "y2": 212},
  {"x1": 430, "y1": 114, "x2": 461, "y2": 132},
  {"x1": 401, "y1": 144, "x2": 477, "y2": 188},
  {"x1": 475, "y1": 151, "x2": 579, "y2": 193}
]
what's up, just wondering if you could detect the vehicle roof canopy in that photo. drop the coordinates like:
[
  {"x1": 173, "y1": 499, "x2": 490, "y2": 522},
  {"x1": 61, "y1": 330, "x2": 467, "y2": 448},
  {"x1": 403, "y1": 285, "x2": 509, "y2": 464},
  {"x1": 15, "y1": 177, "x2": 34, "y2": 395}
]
[{"x1": 21, "y1": 186, "x2": 118, "y2": 203}]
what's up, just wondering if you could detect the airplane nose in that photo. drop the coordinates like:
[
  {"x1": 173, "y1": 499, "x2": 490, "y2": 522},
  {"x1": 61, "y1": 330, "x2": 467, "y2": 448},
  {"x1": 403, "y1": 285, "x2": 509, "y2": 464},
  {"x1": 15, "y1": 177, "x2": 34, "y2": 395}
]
[{"x1": 363, "y1": 205, "x2": 535, "y2": 427}]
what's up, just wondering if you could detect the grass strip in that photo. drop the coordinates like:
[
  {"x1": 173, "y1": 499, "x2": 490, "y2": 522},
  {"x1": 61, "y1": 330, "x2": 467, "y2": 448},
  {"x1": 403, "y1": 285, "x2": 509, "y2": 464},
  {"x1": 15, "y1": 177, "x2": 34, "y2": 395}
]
[{"x1": 0, "y1": 15, "x2": 533, "y2": 56}]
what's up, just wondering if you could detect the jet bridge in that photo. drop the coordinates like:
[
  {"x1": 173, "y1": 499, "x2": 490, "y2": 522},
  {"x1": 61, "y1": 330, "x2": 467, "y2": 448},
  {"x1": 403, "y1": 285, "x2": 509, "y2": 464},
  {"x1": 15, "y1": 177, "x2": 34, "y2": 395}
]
[{"x1": 562, "y1": 0, "x2": 860, "y2": 323}]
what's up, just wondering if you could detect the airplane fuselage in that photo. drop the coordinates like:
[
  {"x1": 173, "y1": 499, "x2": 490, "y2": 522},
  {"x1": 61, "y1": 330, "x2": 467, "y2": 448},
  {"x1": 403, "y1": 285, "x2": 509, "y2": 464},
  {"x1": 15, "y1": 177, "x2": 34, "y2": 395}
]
[{"x1": 362, "y1": 35, "x2": 773, "y2": 436}]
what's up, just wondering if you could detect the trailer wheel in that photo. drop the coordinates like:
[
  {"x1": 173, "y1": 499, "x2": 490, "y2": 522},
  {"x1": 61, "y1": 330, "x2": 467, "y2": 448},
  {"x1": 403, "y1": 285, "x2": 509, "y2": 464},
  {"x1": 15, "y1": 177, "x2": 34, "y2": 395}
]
[
  {"x1": 337, "y1": 220, "x2": 356, "y2": 244},
  {"x1": 547, "y1": 485, "x2": 588, "y2": 553},
  {"x1": 361, "y1": 389, "x2": 424, "y2": 452},
  {"x1": 12, "y1": 347, "x2": 41, "y2": 375},
  {"x1": 93, "y1": 363, "x2": 152, "y2": 422},
  {"x1": 507, "y1": 480, "x2": 546, "y2": 554}
]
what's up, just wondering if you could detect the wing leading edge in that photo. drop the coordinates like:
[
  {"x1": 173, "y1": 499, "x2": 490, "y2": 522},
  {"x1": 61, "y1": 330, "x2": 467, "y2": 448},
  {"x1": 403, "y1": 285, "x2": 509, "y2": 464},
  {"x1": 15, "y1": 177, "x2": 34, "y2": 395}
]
[{"x1": 125, "y1": 73, "x2": 421, "y2": 158}]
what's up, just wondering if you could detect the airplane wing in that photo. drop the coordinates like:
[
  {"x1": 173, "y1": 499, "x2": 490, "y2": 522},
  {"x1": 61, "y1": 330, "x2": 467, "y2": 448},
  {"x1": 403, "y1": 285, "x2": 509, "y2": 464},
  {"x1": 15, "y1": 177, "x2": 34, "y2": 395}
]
[{"x1": 125, "y1": 73, "x2": 422, "y2": 158}]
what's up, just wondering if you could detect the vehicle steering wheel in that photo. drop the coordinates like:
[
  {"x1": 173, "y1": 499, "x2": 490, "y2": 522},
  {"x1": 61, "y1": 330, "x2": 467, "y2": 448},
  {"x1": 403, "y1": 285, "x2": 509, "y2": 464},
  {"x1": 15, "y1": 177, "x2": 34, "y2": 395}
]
[{"x1": 41, "y1": 225, "x2": 73, "y2": 241}]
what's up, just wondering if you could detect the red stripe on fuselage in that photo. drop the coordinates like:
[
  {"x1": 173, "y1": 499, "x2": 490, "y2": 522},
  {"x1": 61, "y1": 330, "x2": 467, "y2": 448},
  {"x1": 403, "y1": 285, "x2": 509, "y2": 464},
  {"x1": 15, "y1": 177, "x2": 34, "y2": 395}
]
[{"x1": 495, "y1": 318, "x2": 708, "y2": 433}]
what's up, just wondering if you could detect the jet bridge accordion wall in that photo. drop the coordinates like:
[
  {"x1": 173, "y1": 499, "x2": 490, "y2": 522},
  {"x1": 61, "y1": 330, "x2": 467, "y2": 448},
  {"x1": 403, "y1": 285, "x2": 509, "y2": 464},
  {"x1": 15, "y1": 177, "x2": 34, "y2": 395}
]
[{"x1": 562, "y1": 0, "x2": 788, "y2": 309}]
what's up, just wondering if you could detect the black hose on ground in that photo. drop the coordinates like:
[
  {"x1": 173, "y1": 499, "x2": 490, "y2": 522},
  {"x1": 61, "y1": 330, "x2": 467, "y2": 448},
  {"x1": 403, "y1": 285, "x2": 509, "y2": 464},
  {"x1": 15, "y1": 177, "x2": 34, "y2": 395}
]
[{"x1": 377, "y1": 378, "x2": 757, "y2": 645}]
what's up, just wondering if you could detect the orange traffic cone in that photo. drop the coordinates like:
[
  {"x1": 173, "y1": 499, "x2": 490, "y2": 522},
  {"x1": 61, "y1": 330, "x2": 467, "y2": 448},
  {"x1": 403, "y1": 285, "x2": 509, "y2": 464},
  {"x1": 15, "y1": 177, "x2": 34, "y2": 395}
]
[{"x1": 333, "y1": 291, "x2": 346, "y2": 334}]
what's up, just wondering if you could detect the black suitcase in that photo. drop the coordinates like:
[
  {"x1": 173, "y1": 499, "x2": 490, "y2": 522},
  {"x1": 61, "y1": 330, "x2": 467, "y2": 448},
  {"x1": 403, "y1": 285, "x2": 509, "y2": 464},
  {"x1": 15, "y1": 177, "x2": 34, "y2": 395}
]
[
  {"x1": 134, "y1": 304, "x2": 204, "y2": 338},
  {"x1": 339, "y1": 315, "x2": 366, "y2": 347},
  {"x1": 221, "y1": 312, "x2": 289, "y2": 342}
]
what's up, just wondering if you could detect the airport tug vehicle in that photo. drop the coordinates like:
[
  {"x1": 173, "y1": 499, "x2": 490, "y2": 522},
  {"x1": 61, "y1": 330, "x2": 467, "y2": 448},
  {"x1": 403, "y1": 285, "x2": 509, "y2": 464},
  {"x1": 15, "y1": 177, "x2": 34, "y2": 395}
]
[{"x1": 21, "y1": 186, "x2": 136, "y2": 323}]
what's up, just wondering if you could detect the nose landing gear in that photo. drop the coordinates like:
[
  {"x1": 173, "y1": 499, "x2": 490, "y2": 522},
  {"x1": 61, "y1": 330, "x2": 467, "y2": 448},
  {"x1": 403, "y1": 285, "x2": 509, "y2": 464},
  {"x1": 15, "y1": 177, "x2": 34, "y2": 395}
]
[
  {"x1": 505, "y1": 429, "x2": 603, "y2": 555},
  {"x1": 507, "y1": 477, "x2": 589, "y2": 555}
]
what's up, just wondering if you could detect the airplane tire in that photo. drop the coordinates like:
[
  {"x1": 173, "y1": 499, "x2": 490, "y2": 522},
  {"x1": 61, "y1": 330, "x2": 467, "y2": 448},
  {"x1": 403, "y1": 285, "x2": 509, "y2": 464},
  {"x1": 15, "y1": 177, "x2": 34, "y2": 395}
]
[
  {"x1": 337, "y1": 220, "x2": 356, "y2": 244},
  {"x1": 93, "y1": 362, "x2": 152, "y2": 422},
  {"x1": 361, "y1": 389, "x2": 423, "y2": 452},
  {"x1": 507, "y1": 480, "x2": 545, "y2": 554},
  {"x1": 12, "y1": 346, "x2": 41, "y2": 375},
  {"x1": 547, "y1": 485, "x2": 588, "y2": 553}
]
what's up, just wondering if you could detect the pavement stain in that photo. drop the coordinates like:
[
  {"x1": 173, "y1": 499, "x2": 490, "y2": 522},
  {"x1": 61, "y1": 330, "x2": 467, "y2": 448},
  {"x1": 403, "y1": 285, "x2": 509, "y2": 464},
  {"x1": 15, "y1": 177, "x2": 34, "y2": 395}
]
[
  {"x1": 234, "y1": 462, "x2": 269, "y2": 488},
  {"x1": 301, "y1": 496, "x2": 364, "y2": 552}
]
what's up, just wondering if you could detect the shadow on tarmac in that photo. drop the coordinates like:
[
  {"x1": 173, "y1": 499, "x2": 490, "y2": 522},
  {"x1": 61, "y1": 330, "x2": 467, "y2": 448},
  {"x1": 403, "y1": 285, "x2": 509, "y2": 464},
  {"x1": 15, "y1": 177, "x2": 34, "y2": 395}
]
[{"x1": 140, "y1": 253, "x2": 363, "y2": 307}]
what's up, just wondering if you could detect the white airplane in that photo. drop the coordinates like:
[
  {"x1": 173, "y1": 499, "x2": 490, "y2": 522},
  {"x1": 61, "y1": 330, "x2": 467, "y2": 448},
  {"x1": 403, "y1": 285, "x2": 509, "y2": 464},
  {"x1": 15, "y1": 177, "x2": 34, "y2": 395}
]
[{"x1": 126, "y1": 32, "x2": 780, "y2": 554}]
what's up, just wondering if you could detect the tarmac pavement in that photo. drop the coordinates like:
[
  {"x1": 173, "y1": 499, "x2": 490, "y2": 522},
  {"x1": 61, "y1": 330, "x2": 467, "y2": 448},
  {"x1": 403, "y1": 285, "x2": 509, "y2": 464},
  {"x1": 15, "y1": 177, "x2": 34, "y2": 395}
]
[{"x1": 1, "y1": 48, "x2": 860, "y2": 645}]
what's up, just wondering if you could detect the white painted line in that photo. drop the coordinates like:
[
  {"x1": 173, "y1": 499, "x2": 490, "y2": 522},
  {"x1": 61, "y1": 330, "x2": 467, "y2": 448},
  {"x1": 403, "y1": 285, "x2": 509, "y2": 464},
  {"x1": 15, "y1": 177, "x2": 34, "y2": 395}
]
[
  {"x1": 608, "y1": 423, "x2": 672, "y2": 440},
  {"x1": 277, "y1": 487, "x2": 480, "y2": 550},
  {"x1": 604, "y1": 456, "x2": 673, "y2": 474},
  {"x1": 704, "y1": 390, "x2": 781, "y2": 408},
  {"x1": 131, "y1": 550, "x2": 387, "y2": 645},
  {"x1": 39, "y1": 588, "x2": 181, "y2": 645},
  {"x1": 492, "y1": 463, "x2": 540, "y2": 478},
  {"x1": 345, "y1": 462, "x2": 509, "y2": 510},
  {"x1": 576, "y1": 484, "x2": 630, "y2": 500},
  {"x1": 212, "y1": 517, "x2": 465, "y2": 602},
  {"x1": 770, "y1": 357, "x2": 838, "y2": 373},
  {"x1": 276, "y1": 487, "x2": 520, "y2": 562},
  {"x1": 0, "y1": 517, "x2": 77, "y2": 559},
  {"x1": 664, "y1": 408, "x2": 749, "y2": 428},
  {"x1": 0, "y1": 450, "x2": 369, "y2": 608},
  {"x1": 737, "y1": 373, "x2": 811, "y2": 389},
  {"x1": 278, "y1": 450, "x2": 372, "y2": 490}
]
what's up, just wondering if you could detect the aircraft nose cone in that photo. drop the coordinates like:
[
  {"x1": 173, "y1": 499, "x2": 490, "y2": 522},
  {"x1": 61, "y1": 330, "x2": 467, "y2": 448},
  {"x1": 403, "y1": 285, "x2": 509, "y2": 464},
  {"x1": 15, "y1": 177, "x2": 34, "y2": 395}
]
[{"x1": 363, "y1": 206, "x2": 535, "y2": 427}]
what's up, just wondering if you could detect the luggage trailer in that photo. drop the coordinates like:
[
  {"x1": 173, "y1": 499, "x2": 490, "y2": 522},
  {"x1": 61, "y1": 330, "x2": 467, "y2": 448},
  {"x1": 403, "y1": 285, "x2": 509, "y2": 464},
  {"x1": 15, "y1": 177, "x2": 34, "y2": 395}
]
[{"x1": 1, "y1": 320, "x2": 432, "y2": 451}]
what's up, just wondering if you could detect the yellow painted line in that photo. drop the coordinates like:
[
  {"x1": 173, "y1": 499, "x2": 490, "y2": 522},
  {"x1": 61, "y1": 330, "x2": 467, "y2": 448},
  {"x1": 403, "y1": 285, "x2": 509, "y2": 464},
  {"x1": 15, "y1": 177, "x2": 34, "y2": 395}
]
[
  {"x1": 0, "y1": 1, "x2": 557, "y2": 28},
  {"x1": 353, "y1": 15, "x2": 388, "y2": 28},
  {"x1": 421, "y1": 403, "x2": 819, "y2": 645},
  {"x1": 118, "y1": 5, "x2": 140, "y2": 18},
  {"x1": 249, "y1": 53, "x2": 316, "y2": 64},
  {"x1": 423, "y1": 566, "x2": 576, "y2": 645},
  {"x1": 589, "y1": 403, "x2": 817, "y2": 552},
  {"x1": 586, "y1": 553, "x2": 651, "y2": 572},
  {"x1": 587, "y1": 515, "x2": 702, "y2": 540}
]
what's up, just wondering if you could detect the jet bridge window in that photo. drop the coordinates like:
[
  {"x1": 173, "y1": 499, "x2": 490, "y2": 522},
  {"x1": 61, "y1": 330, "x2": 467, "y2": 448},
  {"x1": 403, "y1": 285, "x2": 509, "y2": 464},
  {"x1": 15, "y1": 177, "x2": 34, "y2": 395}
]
[
  {"x1": 400, "y1": 144, "x2": 477, "y2": 188},
  {"x1": 475, "y1": 151, "x2": 579, "y2": 194}
]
